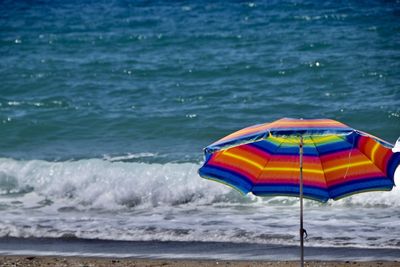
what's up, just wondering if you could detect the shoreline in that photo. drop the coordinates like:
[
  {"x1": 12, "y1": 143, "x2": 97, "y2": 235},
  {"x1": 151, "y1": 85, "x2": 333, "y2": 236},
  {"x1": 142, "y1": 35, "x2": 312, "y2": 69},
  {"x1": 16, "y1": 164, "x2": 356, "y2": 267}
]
[
  {"x1": 0, "y1": 255, "x2": 399, "y2": 267},
  {"x1": 1, "y1": 237, "x2": 400, "y2": 262}
]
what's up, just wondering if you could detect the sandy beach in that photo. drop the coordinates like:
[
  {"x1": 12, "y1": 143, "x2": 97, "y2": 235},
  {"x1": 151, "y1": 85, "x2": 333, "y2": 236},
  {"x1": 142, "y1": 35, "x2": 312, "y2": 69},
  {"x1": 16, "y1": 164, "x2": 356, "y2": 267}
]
[{"x1": 0, "y1": 256, "x2": 399, "y2": 267}]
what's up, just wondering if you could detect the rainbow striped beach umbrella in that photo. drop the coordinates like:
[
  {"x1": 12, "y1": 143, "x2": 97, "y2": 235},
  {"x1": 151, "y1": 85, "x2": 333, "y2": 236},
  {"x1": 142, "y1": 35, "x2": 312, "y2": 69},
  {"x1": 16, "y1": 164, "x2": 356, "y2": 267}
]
[{"x1": 198, "y1": 118, "x2": 400, "y2": 266}]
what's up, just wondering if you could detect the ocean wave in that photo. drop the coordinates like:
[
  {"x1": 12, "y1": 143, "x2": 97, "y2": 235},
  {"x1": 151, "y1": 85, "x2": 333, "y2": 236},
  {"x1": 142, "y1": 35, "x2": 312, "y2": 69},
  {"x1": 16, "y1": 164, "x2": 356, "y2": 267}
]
[
  {"x1": 0, "y1": 157, "x2": 233, "y2": 210},
  {"x1": 0, "y1": 157, "x2": 399, "y2": 210}
]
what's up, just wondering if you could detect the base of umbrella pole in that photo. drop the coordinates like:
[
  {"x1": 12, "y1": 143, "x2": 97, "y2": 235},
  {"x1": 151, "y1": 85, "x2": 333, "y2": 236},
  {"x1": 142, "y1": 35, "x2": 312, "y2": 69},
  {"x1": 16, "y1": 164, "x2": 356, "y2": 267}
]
[{"x1": 299, "y1": 136, "x2": 304, "y2": 267}]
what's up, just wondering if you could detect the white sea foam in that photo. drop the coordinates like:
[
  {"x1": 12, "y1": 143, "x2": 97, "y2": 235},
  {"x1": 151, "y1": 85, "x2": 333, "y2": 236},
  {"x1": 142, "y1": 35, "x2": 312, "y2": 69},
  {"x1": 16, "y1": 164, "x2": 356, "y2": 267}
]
[
  {"x1": 0, "y1": 157, "x2": 399, "y2": 208},
  {"x1": 102, "y1": 152, "x2": 158, "y2": 162},
  {"x1": 0, "y1": 157, "x2": 399, "y2": 248},
  {"x1": 0, "y1": 157, "x2": 231, "y2": 210}
]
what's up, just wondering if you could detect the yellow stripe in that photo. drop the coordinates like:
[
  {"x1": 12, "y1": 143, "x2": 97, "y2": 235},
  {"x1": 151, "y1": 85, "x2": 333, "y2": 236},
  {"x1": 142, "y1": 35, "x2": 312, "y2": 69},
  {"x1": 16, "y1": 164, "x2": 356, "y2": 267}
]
[
  {"x1": 370, "y1": 142, "x2": 380, "y2": 163},
  {"x1": 222, "y1": 151, "x2": 324, "y2": 174},
  {"x1": 324, "y1": 161, "x2": 371, "y2": 173},
  {"x1": 268, "y1": 135, "x2": 297, "y2": 145},
  {"x1": 310, "y1": 135, "x2": 342, "y2": 144},
  {"x1": 263, "y1": 167, "x2": 324, "y2": 174},
  {"x1": 222, "y1": 151, "x2": 264, "y2": 170},
  {"x1": 267, "y1": 135, "x2": 343, "y2": 145}
]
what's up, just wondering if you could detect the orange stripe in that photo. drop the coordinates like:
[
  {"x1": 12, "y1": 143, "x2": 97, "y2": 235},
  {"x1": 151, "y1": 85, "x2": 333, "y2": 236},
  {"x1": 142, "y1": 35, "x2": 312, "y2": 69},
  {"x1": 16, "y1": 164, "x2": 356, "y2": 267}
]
[
  {"x1": 221, "y1": 149, "x2": 265, "y2": 170},
  {"x1": 230, "y1": 146, "x2": 271, "y2": 164},
  {"x1": 217, "y1": 123, "x2": 271, "y2": 143},
  {"x1": 325, "y1": 165, "x2": 383, "y2": 182},
  {"x1": 321, "y1": 153, "x2": 366, "y2": 169},
  {"x1": 326, "y1": 170, "x2": 384, "y2": 186},
  {"x1": 211, "y1": 155, "x2": 260, "y2": 179}
]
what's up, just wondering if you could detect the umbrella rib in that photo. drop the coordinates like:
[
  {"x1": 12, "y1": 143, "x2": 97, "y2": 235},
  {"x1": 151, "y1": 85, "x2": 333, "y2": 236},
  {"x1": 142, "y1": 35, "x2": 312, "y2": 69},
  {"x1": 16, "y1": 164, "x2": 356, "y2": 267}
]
[{"x1": 309, "y1": 135, "x2": 330, "y2": 199}]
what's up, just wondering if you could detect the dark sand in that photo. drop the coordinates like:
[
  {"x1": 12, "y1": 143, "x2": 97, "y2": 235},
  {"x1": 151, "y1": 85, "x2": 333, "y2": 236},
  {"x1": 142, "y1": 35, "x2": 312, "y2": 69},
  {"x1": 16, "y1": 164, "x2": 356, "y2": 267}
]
[{"x1": 0, "y1": 256, "x2": 399, "y2": 267}]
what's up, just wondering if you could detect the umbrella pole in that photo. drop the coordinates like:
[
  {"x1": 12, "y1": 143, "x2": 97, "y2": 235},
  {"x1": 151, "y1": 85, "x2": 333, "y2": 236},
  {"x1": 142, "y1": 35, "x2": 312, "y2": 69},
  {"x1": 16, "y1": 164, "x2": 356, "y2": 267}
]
[{"x1": 299, "y1": 135, "x2": 304, "y2": 267}]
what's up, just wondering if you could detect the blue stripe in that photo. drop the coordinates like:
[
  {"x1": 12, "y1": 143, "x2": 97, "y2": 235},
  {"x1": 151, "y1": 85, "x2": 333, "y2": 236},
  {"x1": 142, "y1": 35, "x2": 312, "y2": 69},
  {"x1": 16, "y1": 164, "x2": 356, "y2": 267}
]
[
  {"x1": 274, "y1": 145, "x2": 299, "y2": 155},
  {"x1": 273, "y1": 145, "x2": 320, "y2": 156},
  {"x1": 387, "y1": 152, "x2": 400, "y2": 184},
  {"x1": 329, "y1": 177, "x2": 394, "y2": 199},
  {"x1": 269, "y1": 128, "x2": 352, "y2": 136},
  {"x1": 314, "y1": 131, "x2": 359, "y2": 156},
  {"x1": 303, "y1": 145, "x2": 320, "y2": 156},
  {"x1": 198, "y1": 165, "x2": 253, "y2": 194},
  {"x1": 248, "y1": 140, "x2": 280, "y2": 154},
  {"x1": 315, "y1": 141, "x2": 353, "y2": 155},
  {"x1": 250, "y1": 140, "x2": 320, "y2": 156}
]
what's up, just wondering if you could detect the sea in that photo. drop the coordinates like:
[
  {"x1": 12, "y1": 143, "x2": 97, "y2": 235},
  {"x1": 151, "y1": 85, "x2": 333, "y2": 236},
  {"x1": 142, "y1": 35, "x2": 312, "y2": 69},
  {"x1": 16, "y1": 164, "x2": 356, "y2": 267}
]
[{"x1": 0, "y1": 0, "x2": 400, "y2": 261}]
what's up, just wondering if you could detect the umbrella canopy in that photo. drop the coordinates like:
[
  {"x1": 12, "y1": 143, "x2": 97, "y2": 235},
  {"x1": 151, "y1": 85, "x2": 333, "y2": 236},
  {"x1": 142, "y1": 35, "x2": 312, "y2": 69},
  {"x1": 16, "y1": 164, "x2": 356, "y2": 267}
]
[{"x1": 199, "y1": 118, "x2": 400, "y2": 202}]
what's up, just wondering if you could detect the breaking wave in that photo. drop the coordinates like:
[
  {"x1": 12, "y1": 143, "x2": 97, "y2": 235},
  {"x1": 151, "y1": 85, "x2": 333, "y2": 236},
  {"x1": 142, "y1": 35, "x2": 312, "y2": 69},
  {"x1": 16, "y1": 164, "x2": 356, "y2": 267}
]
[{"x1": 0, "y1": 157, "x2": 399, "y2": 209}]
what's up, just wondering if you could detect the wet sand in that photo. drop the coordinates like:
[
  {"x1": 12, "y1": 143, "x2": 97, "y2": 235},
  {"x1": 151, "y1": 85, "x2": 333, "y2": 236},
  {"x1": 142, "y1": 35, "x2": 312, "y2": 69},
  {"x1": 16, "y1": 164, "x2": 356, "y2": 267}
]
[{"x1": 0, "y1": 256, "x2": 399, "y2": 267}]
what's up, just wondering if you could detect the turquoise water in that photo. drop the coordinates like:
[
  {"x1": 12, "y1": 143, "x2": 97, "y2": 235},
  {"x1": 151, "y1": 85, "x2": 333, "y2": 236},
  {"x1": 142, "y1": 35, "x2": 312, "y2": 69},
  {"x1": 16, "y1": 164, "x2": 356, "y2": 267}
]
[
  {"x1": 0, "y1": 0, "x2": 400, "y2": 255},
  {"x1": 1, "y1": 0, "x2": 399, "y2": 161}
]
